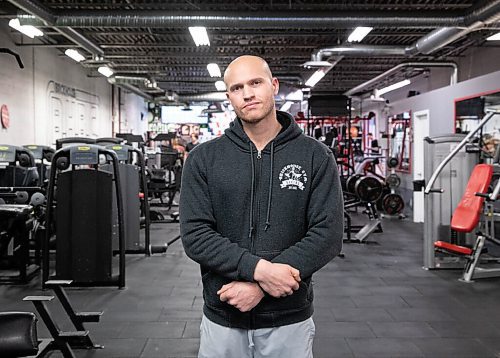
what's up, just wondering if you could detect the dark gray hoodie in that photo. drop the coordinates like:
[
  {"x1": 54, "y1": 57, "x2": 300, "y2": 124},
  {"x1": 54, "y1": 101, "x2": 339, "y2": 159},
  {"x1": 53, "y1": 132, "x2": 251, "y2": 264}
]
[{"x1": 180, "y1": 111, "x2": 343, "y2": 329}]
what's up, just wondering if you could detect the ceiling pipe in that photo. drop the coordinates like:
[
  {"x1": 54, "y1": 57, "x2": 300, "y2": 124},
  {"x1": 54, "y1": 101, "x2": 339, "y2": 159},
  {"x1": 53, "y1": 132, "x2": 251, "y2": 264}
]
[
  {"x1": 8, "y1": 0, "x2": 103, "y2": 56},
  {"x1": 312, "y1": 45, "x2": 406, "y2": 60},
  {"x1": 344, "y1": 62, "x2": 458, "y2": 97},
  {"x1": 313, "y1": 0, "x2": 500, "y2": 61},
  {"x1": 154, "y1": 91, "x2": 228, "y2": 105},
  {"x1": 19, "y1": 10, "x2": 466, "y2": 28},
  {"x1": 108, "y1": 77, "x2": 154, "y2": 101}
]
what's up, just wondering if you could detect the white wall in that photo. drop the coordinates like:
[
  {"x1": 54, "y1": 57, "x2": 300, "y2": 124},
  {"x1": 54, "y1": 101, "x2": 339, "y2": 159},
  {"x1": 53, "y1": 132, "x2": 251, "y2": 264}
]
[
  {"x1": 0, "y1": 20, "x2": 146, "y2": 146},
  {"x1": 120, "y1": 90, "x2": 148, "y2": 135}
]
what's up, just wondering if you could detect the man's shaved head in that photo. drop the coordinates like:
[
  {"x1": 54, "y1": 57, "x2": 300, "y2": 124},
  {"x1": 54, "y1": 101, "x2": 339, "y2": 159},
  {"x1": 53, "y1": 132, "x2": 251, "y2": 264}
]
[
  {"x1": 224, "y1": 55, "x2": 279, "y2": 125},
  {"x1": 224, "y1": 55, "x2": 273, "y2": 85}
]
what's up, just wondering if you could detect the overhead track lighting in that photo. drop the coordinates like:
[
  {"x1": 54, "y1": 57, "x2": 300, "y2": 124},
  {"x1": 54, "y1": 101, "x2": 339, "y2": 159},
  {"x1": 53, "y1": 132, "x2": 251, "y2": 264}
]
[
  {"x1": 98, "y1": 66, "x2": 114, "y2": 77},
  {"x1": 207, "y1": 63, "x2": 221, "y2": 77},
  {"x1": 279, "y1": 101, "x2": 294, "y2": 112},
  {"x1": 347, "y1": 27, "x2": 373, "y2": 43},
  {"x1": 486, "y1": 32, "x2": 500, "y2": 41},
  {"x1": 8, "y1": 18, "x2": 43, "y2": 39},
  {"x1": 377, "y1": 79, "x2": 411, "y2": 96},
  {"x1": 305, "y1": 69, "x2": 327, "y2": 88},
  {"x1": 189, "y1": 27, "x2": 210, "y2": 46},
  {"x1": 64, "y1": 49, "x2": 85, "y2": 62},
  {"x1": 215, "y1": 80, "x2": 226, "y2": 91},
  {"x1": 302, "y1": 60, "x2": 334, "y2": 68}
]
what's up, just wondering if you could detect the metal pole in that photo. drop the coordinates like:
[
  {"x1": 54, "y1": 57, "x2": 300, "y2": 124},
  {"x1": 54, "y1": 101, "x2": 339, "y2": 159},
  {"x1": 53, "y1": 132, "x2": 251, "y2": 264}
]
[{"x1": 424, "y1": 111, "x2": 499, "y2": 194}]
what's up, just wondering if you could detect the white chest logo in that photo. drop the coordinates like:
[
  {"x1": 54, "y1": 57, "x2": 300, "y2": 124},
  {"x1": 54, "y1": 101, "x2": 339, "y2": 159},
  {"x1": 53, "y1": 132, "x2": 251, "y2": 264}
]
[{"x1": 279, "y1": 164, "x2": 308, "y2": 191}]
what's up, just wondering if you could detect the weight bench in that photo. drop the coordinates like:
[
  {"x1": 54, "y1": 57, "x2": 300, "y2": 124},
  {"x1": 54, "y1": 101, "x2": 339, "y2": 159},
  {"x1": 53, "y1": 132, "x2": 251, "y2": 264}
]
[
  {"x1": 22, "y1": 280, "x2": 103, "y2": 356},
  {"x1": 434, "y1": 164, "x2": 500, "y2": 282},
  {"x1": 0, "y1": 311, "x2": 63, "y2": 358}
]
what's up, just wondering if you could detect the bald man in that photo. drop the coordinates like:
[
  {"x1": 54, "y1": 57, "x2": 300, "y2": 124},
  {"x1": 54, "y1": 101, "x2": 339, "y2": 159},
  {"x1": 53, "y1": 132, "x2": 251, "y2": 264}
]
[{"x1": 180, "y1": 55, "x2": 343, "y2": 358}]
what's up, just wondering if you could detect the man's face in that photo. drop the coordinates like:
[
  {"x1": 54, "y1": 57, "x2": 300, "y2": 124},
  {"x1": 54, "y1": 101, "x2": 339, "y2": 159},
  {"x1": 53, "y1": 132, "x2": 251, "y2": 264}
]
[{"x1": 225, "y1": 58, "x2": 279, "y2": 124}]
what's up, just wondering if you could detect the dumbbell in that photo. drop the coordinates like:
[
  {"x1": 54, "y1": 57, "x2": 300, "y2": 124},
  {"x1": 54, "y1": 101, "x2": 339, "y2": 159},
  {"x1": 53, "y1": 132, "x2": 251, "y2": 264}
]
[
  {"x1": 14, "y1": 191, "x2": 29, "y2": 204},
  {"x1": 30, "y1": 192, "x2": 46, "y2": 207}
]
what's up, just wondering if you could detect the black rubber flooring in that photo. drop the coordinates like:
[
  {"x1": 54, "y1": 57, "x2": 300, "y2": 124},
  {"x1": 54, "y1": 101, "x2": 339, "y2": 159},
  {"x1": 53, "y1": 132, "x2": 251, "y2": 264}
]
[{"x1": 2, "y1": 218, "x2": 500, "y2": 357}]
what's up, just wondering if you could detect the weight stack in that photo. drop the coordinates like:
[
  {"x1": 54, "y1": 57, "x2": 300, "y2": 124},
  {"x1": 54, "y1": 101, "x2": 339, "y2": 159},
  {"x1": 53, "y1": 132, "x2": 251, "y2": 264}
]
[{"x1": 56, "y1": 169, "x2": 113, "y2": 283}]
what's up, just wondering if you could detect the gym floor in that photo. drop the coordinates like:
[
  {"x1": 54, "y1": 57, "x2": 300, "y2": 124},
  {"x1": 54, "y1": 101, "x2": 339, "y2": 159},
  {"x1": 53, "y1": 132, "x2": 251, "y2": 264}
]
[{"x1": 2, "y1": 218, "x2": 500, "y2": 358}]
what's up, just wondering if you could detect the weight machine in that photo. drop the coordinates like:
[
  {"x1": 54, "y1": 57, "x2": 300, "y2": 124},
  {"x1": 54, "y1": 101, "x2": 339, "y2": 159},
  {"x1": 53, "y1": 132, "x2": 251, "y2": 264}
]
[
  {"x1": 424, "y1": 110, "x2": 500, "y2": 274},
  {"x1": 43, "y1": 145, "x2": 126, "y2": 288}
]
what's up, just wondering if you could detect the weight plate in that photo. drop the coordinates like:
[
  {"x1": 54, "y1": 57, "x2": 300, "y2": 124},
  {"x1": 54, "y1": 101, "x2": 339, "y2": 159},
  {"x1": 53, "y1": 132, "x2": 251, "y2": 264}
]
[
  {"x1": 388, "y1": 157, "x2": 399, "y2": 168},
  {"x1": 346, "y1": 174, "x2": 362, "y2": 194},
  {"x1": 386, "y1": 173, "x2": 401, "y2": 189},
  {"x1": 382, "y1": 193, "x2": 405, "y2": 215},
  {"x1": 355, "y1": 176, "x2": 383, "y2": 202}
]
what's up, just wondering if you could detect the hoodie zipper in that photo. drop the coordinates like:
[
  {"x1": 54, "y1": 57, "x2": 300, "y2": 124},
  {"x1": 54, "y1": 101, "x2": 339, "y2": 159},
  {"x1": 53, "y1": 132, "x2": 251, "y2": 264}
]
[
  {"x1": 251, "y1": 150, "x2": 262, "y2": 255},
  {"x1": 251, "y1": 149, "x2": 263, "y2": 330}
]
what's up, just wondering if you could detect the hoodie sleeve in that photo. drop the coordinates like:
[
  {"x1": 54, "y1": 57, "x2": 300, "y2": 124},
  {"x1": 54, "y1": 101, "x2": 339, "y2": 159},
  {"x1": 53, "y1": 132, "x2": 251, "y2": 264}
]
[
  {"x1": 271, "y1": 151, "x2": 343, "y2": 278},
  {"x1": 180, "y1": 151, "x2": 261, "y2": 282}
]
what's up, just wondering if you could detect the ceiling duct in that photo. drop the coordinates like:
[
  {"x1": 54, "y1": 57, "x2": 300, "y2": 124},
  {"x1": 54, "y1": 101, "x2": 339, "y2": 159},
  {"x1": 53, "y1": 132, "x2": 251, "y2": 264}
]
[
  {"x1": 19, "y1": 10, "x2": 467, "y2": 29},
  {"x1": 8, "y1": 0, "x2": 103, "y2": 56},
  {"x1": 344, "y1": 62, "x2": 458, "y2": 97},
  {"x1": 154, "y1": 92, "x2": 227, "y2": 105},
  {"x1": 312, "y1": 0, "x2": 500, "y2": 61},
  {"x1": 177, "y1": 92, "x2": 228, "y2": 103}
]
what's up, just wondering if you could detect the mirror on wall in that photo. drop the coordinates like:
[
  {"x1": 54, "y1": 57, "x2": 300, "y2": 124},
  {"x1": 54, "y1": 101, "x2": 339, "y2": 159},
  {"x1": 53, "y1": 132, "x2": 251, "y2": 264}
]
[
  {"x1": 455, "y1": 90, "x2": 500, "y2": 157},
  {"x1": 388, "y1": 111, "x2": 412, "y2": 173}
]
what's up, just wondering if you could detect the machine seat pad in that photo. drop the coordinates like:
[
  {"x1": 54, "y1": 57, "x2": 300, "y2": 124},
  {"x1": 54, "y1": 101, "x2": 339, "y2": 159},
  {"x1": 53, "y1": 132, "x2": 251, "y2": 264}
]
[
  {"x1": 450, "y1": 164, "x2": 493, "y2": 233},
  {"x1": 434, "y1": 240, "x2": 473, "y2": 256},
  {"x1": 0, "y1": 311, "x2": 38, "y2": 356}
]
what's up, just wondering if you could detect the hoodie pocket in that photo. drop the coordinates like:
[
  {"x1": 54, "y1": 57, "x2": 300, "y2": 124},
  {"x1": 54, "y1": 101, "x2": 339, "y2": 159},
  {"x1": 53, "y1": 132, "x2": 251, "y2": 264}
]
[
  {"x1": 257, "y1": 277, "x2": 312, "y2": 313},
  {"x1": 201, "y1": 272, "x2": 233, "y2": 309}
]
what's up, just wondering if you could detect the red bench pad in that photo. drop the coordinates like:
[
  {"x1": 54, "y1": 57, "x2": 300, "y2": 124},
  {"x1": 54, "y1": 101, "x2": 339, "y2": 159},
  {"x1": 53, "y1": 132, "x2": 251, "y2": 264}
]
[
  {"x1": 450, "y1": 164, "x2": 493, "y2": 233},
  {"x1": 434, "y1": 240, "x2": 473, "y2": 255}
]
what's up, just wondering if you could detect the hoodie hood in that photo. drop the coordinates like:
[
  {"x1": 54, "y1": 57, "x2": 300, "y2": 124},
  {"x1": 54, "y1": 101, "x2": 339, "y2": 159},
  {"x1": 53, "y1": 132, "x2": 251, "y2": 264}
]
[{"x1": 225, "y1": 110, "x2": 302, "y2": 153}]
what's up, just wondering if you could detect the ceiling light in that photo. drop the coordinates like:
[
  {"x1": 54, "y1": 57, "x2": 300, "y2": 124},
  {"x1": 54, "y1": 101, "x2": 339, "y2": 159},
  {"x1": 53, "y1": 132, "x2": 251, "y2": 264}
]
[
  {"x1": 302, "y1": 61, "x2": 334, "y2": 68},
  {"x1": 305, "y1": 69, "x2": 327, "y2": 88},
  {"x1": 8, "y1": 18, "x2": 43, "y2": 38},
  {"x1": 347, "y1": 27, "x2": 373, "y2": 43},
  {"x1": 207, "y1": 63, "x2": 221, "y2": 77},
  {"x1": 280, "y1": 101, "x2": 293, "y2": 112},
  {"x1": 215, "y1": 81, "x2": 226, "y2": 91},
  {"x1": 189, "y1": 26, "x2": 210, "y2": 46},
  {"x1": 98, "y1": 66, "x2": 114, "y2": 77},
  {"x1": 486, "y1": 32, "x2": 500, "y2": 41},
  {"x1": 65, "y1": 49, "x2": 85, "y2": 62},
  {"x1": 377, "y1": 79, "x2": 411, "y2": 96}
]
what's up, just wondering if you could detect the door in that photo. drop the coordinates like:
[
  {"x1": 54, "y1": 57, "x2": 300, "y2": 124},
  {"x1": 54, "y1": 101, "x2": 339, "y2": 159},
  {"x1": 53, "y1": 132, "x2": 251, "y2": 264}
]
[
  {"x1": 413, "y1": 110, "x2": 430, "y2": 223},
  {"x1": 50, "y1": 96, "x2": 63, "y2": 145}
]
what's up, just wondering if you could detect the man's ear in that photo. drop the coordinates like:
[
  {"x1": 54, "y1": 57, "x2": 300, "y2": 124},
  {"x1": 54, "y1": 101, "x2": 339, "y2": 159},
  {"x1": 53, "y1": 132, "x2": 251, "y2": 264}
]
[{"x1": 272, "y1": 77, "x2": 279, "y2": 95}]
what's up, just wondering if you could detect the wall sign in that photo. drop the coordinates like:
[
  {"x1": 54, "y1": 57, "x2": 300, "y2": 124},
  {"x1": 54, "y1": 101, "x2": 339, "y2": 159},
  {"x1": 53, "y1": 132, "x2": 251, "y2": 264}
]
[
  {"x1": 54, "y1": 82, "x2": 76, "y2": 98},
  {"x1": 1, "y1": 104, "x2": 9, "y2": 129}
]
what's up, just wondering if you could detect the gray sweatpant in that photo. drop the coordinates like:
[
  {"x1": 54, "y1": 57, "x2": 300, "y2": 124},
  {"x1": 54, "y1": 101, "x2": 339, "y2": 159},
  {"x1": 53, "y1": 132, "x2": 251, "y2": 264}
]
[{"x1": 198, "y1": 315, "x2": 315, "y2": 358}]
